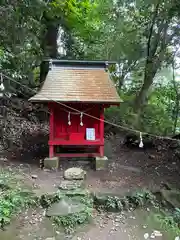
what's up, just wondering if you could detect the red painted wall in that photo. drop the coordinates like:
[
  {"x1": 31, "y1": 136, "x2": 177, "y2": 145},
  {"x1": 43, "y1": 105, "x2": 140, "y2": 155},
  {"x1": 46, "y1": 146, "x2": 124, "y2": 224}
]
[{"x1": 52, "y1": 103, "x2": 101, "y2": 141}]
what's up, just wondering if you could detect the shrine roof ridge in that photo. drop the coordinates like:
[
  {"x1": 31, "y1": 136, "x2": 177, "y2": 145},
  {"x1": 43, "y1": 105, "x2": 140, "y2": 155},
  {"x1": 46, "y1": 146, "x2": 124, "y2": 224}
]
[{"x1": 43, "y1": 59, "x2": 117, "y2": 68}]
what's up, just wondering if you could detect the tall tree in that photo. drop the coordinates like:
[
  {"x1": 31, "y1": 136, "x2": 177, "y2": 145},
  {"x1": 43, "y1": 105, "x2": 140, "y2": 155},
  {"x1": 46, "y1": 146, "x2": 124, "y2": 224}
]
[
  {"x1": 40, "y1": 0, "x2": 100, "y2": 81},
  {"x1": 133, "y1": 0, "x2": 180, "y2": 111},
  {"x1": 0, "y1": 0, "x2": 99, "y2": 94}
]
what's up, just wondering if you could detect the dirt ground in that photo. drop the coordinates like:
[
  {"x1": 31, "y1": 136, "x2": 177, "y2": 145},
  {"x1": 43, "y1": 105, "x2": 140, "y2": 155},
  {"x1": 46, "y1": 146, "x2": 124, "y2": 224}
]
[{"x1": 0, "y1": 135, "x2": 180, "y2": 239}]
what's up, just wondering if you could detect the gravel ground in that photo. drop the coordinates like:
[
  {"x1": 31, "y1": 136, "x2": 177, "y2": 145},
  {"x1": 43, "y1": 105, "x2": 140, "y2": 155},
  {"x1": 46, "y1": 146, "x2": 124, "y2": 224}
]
[{"x1": 0, "y1": 136, "x2": 179, "y2": 239}]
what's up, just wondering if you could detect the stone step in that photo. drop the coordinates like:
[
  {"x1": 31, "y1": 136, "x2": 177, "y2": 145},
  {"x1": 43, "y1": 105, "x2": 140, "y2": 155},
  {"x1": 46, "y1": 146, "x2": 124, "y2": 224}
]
[
  {"x1": 58, "y1": 180, "x2": 85, "y2": 190},
  {"x1": 46, "y1": 198, "x2": 86, "y2": 217},
  {"x1": 64, "y1": 167, "x2": 86, "y2": 180},
  {"x1": 58, "y1": 188, "x2": 90, "y2": 198}
]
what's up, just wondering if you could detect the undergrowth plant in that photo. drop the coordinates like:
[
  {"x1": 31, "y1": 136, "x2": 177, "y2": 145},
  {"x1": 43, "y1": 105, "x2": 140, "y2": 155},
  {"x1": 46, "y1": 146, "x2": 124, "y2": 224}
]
[
  {"x1": 0, "y1": 170, "x2": 37, "y2": 226},
  {"x1": 52, "y1": 204, "x2": 92, "y2": 229},
  {"x1": 153, "y1": 211, "x2": 180, "y2": 236},
  {"x1": 40, "y1": 189, "x2": 94, "y2": 230},
  {"x1": 94, "y1": 189, "x2": 157, "y2": 211}
]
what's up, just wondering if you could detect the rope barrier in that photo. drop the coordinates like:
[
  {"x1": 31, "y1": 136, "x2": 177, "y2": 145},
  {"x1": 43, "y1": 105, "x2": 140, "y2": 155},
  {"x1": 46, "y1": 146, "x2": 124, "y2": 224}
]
[{"x1": 0, "y1": 72, "x2": 180, "y2": 142}]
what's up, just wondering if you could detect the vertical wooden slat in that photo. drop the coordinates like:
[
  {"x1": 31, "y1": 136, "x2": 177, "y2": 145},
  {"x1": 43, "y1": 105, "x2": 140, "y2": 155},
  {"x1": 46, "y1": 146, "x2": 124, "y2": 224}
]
[
  {"x1": 49, "y1": 103, "x2": 54, "y2": 158},
  {"x1": 99, "y1": 105, "x2": 104, "y2": 157},
  {"x1": 49, "y1": 103, "x2": 54, "y2": 140}
]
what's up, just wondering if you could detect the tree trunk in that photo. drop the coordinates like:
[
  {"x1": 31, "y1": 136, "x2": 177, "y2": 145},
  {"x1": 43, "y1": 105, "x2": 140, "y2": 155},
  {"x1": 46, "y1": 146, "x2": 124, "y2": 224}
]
[
  {"x1": 172, "y1": 58, "x2": 180, "y2": 135},
  {"x1": 134, "y1": 60, "x2": 156, "y2": 110},
  {"x1": 40, "y1": 21, "x2": 59, "y2": 82},
  {"x1": 173, "y1": 101, "x2": 180, "y2": 135},
  {"x1": 134, "y1": 1, "x2": 161, "y2": 112},
  {"x1": 44, "y1": 23, "x2": 59, "y2": 58}
]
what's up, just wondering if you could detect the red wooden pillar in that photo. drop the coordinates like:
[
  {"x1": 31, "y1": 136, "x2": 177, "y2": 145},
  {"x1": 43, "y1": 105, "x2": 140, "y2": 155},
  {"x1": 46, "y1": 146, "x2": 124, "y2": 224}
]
[
  {"x1": 99, "y1": 105, "x2": 104, "y2": 157},
  {"x1": 49, "y1": 103, "x2": 54, "y2": 158}
]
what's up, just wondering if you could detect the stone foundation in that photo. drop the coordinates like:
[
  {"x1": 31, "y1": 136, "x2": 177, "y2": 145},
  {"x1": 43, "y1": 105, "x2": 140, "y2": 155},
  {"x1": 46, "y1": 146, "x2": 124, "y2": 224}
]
[
  {"x1": 95, "y1": 156, "x2": 108, "y2": 170},
  {"x1": 44, "y1": 157, "x2": 59, "y2": 169}
]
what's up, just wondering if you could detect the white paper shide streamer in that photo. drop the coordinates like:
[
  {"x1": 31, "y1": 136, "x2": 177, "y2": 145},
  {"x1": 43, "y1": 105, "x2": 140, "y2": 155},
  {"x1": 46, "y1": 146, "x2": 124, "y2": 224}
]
[
  {"x1": 68, "y1": 112, "x2": 71, "y2": 125},
  {"x1": 80, "y1": 112, "x2": 83, "y2": 126},
  {"x1": 67, "y1": 111, "x2": 84, "y2": 126},
  {"x1": 0, "y1": 73, "x2": 5, "y2": 97},
  {"x1": 139, "y1": 132, "x2": 144, "y2": 148}
]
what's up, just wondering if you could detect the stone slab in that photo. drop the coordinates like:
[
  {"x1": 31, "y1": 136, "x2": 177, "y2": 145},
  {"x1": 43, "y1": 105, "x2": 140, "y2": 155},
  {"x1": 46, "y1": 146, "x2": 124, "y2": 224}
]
[
  {"x1": 44, "y1": 157, "x2": 59, "y2": 169},
  {"x1": 64, "y1": 167, "x2": 86, "y2": 180},
  {"x1": 46, "y1": 198, "x2": 86, "y2": 217},
  {"x1": 161, "y1": 189, "x2": 180, "y2": 208},
  {"x1": 61, "y1": 189, "x2": 90, "y2": 198},
  {"x1": 58, "y1": 180, "x2": 84, "y2": 190},
  {"x1": 95, "y1": 156, "x2": 108, "y2": 170}
]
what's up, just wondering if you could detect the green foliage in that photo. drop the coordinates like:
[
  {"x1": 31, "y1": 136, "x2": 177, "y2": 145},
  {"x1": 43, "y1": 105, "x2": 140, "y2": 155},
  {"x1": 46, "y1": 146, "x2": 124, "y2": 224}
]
[
  {"x1": 94, "y1": 189, "x2": 156, "y2": 212},
  {"x1": 0, "y1": 170, "x2": 37, "y2": 225},
  {"x1": 0, "y1": 0, "x2": 45, "y2": 96},
  {"x1": 0, "y1": 0, "x2": 180, "y2": 136},
  {"x1": 105, "y1": 65, "x2": 180, "y2": 135},
  {"x1": 52, "y1": 202, "x2": 92, "y2": 229},
  {"x1": 40, "y1": 189, "x2": 93, "y2": 230},
  {"x1": 153, "y1": 211, "x2": 180, "y2": 236}
]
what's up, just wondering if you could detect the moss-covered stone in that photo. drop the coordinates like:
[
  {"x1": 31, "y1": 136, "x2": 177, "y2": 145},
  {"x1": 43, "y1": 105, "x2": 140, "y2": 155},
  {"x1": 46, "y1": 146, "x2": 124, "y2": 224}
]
[
  {"x1": 58, "y1": 180, "x2": 85, "y2": 190},
  {"x1": 60, "y1": 188, "x2": 90, "y2": 198},
  {"x1": 46, "y1": 198, "x2": 86, "y2": 217},
  {"x1": 44, "y1": 157, "x2": 59, "y2": 169},
  {"x1": 161, "y1": 189, "x2": 180, "y2": 209},
  {"x1": 95, "y1": 156, "x2": 108, "y2": 170}
]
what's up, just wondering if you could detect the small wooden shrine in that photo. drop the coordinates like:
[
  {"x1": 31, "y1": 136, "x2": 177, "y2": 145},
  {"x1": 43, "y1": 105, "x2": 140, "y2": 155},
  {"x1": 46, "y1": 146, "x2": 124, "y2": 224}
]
[{"x1": 30, "y1": 60, "x2": 121, "y2": 159}]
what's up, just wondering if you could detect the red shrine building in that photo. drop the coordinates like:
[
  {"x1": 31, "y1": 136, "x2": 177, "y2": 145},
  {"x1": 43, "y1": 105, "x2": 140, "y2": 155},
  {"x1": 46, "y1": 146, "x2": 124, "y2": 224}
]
[{"x1": 30, "y1": 60, "x2": 120, "y2": 166}]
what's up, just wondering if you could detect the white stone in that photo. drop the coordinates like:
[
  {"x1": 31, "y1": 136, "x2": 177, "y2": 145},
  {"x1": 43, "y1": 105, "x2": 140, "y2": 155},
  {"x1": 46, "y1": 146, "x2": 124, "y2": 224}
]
[
  {"x1": 175, "y1": 237, "x2": 180, "y2": 240},
  {"x1": 150, "y1": 233, "x2": 155, "y2": 239},
  {"x1": 64, "y1": 167, "x2": 86, "y2": 180},
  {"x1": 58, "y1": 180, "x2": 83, "y2": 190},
  {"x1": 31, "y1": 174, "x2": 38, "y2": 179},
  {"x1": 144, "y1": 233, "x2": 149, "y2": 239},
  {"x1": 153, "y1": 230, "x2": 162, "y2": 237}
]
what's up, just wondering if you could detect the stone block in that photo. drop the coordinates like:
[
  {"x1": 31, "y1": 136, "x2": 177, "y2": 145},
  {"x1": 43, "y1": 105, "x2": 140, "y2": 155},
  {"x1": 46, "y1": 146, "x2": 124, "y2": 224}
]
[
  {"x1": 62, "y1": 189, "x2": 90, "y2": 198},
  {"x1": 64, "y1": 167, "x2": 86, "y2": 180},
  {"x1": 95, "y1": 156, "x2": 108, "y2": 170},
  {"x1": 46, "y1": 198, "x2": 86, "y2": 217},
  {"x1": 44, "y1": 157, "x2": 59, "y2": 169},
  {"x1": 161, "y1": 189, "x2": 180, "y2": 208},
  {"x1": 58, "y1": 180, "x2": 85, "y2": 190}
]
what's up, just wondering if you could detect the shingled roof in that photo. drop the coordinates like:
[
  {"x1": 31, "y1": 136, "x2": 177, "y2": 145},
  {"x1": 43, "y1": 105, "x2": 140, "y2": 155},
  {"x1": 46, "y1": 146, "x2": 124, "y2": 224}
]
[{"x1": 30, "y1": 60, "x2": 121, "y2": 103}]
